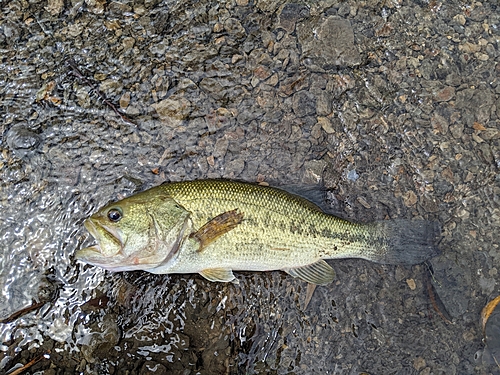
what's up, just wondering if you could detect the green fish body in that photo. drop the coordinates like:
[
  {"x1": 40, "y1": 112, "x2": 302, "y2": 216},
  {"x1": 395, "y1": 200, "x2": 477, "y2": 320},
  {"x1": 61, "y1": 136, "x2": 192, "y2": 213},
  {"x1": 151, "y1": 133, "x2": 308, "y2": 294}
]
[{"x1": 75, "y1": 180, "x2": 440, "y2": 285}]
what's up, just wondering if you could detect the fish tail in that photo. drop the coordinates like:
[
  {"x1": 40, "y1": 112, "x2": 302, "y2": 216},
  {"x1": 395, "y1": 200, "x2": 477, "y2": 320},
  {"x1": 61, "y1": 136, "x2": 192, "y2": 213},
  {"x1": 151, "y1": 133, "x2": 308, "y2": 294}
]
[{"x1": 368, "y1": 220, "x2": 441, "y2": 265}]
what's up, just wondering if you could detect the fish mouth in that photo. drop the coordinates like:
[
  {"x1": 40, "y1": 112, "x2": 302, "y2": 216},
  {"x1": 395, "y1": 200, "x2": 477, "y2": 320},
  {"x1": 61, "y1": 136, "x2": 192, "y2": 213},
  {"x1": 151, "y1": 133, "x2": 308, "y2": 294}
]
[
  {"x1": 74, "y1": 245, "x2": 102, "y2": 261},
  {"x1": 76, "y1": 209, "x2": 193, "y2": 272},
  {"x1": 76, "y1": 216, "x2": 166, "y2": 271},
  {"x1": 84, "y1": 219, "x2": 100, "y2": 241},
  {"x1": 74, "y1": 245, "x2": 135, "y2": 271},
  {"x1": 83, "y1": 218, "x2": 123, "y2": 256}
]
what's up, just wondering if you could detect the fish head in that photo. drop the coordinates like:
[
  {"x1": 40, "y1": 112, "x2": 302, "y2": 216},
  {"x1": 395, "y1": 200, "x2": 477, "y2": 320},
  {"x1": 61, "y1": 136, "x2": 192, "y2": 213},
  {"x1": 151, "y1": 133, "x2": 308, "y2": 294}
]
[{"x1": 75, "y1": 188, "x2": 192, "y2": 272}]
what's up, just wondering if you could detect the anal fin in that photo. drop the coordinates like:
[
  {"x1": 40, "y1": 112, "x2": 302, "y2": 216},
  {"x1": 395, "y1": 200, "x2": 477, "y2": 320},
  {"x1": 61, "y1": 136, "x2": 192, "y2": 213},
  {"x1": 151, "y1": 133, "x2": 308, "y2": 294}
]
[
  {"x1": 284, "y1": 260, "x2": 335, "y2": 285},
  {"x1": 199, "y1": 268, "x2": 236, "y2": 282}
]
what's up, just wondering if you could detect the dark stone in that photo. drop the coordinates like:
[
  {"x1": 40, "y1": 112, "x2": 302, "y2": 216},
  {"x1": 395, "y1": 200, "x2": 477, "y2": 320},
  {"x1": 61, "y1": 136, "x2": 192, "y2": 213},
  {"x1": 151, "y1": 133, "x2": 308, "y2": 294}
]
[
  {"x1": 297, "y1": 16, "x2": 361, "y2": 70},
  {"x1": 6, "y1": 124, "x2": 41, "y2": 157},
  {"x1": 292, "y1": 90, "x2": 316, "y2": 117},
  {"x1": 278, "y1": 3, "x2": 309, "y2": 33}
]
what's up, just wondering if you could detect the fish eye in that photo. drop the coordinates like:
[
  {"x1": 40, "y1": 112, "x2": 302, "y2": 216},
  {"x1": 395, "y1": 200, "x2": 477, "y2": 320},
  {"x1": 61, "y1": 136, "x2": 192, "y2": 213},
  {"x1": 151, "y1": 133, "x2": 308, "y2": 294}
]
[{"x1": 107, "y1": 208, "x2": 122, "y2": 222}]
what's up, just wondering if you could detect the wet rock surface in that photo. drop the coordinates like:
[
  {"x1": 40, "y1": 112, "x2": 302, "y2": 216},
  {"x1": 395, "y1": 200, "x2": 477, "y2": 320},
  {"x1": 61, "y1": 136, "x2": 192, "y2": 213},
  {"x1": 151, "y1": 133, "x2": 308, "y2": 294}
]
[
  {"x1": 5, "y1": 124, "x2": 41, "y2": 158},
  {"x1": 0, "y1": 0, "x2": 499, "y2": 374},
  {"x1": 297, "y1": 16, "x2": 361, "y2": 70}
]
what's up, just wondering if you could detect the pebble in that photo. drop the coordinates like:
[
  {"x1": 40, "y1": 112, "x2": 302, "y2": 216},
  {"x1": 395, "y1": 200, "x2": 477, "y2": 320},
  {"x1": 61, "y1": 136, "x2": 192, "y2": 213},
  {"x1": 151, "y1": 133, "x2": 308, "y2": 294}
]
[
  {"x1": 151, "y1": 97, "x2": 192, "y2": 126},
  {"x1": 406, "y1": 279, "x2": 417, "y2": 291},
  {"x1": 1, "y1": 0, "x2": 499, "y2": 373},
  {"x1": 434, "y1": 86, "x2": 455, "y2": 102},
  {"x1": 316, "y1": 91, "x2": 333, "y2": 116},
  {"x1": 317, "y1": 117, "x2": 334, "y2": 134},
  {"x1": 119, "y1": 92, "x2": 131, "y2": 109},
  {"x1": 292, "y1": 90, "x2": 316, "y2": 117},
  {"x1": 278, "y1": 3, "x2": 309, "y2": 33},
  {"x1": 413, "y1": 356, "x2": 426, "y2": 370},
  {"x1": 402, "y1": 190, "x2": 417, "y2": 207},
  {"x1": 80, "y1": 314, "x2": 120, "y2": 363},
  {"x1": 297, "y1": 16, "x2": 361, "y2": 70},
  {"x1": 6, "y1": 124, "x2": 41, "y2": 157},
  {"x1": 346, "y1": 169, "x2": 359, "y2": 182},
  {"x1": 431, "y1": 113, "x2": 449, "y2": 134},
  {"x1": 357, "y1": 196, "x2": 371, "y2": 209}
]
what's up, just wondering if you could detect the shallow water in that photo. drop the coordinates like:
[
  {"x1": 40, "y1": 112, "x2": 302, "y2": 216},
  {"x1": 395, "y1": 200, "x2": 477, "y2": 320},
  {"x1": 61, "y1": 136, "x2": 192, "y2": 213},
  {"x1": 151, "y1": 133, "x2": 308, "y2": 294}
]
[{"x1": 1, "y1": 0, "x2": 499, "y2": 373}]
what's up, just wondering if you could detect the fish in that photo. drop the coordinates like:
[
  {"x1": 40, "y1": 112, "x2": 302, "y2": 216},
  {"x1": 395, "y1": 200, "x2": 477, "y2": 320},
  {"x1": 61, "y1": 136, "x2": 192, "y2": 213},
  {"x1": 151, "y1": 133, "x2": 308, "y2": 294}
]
[{"x1": 75, "y1": 179, "x2": 440, "y2": 285}]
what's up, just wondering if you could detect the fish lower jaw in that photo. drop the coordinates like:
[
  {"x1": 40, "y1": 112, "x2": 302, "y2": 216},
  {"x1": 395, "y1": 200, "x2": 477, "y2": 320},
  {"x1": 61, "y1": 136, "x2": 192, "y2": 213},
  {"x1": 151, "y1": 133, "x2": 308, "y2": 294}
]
[{"x1": 74, "y1": 245, "x2": 101, "y2": 260}]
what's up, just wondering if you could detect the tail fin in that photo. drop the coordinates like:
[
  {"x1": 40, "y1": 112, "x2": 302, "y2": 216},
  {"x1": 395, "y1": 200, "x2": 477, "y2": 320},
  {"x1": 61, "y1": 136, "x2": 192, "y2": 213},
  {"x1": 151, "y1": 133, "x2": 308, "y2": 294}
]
[{"x1": 372, "y1": 220, "x2": 441, "y2": 265}]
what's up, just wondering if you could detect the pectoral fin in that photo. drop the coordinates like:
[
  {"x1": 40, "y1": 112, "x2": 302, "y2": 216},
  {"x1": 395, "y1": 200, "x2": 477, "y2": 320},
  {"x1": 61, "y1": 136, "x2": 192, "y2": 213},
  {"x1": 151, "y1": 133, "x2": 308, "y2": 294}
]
[
  {"x1": 199, "y1": 268, "x2": 236, "y2": 282},
  {"x1": 190, "y1": 209, "x2": 244, "y2": 252},
  {"x1": 284, "y1": 260, "x2": 335, "y2": 285}
]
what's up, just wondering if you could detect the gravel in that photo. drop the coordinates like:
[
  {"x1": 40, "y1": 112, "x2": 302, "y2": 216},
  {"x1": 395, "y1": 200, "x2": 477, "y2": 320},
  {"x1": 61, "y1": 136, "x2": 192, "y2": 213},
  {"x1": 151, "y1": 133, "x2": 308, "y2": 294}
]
[{"x1": 0, "y1": 0, "x2": 499, "y2": 374}]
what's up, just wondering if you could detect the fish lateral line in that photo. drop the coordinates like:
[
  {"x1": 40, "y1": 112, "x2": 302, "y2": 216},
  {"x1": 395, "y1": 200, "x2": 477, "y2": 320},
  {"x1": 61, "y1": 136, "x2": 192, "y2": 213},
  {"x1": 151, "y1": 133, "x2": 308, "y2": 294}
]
[{"x1": 270, "y1": 247, "x2": 290, "y2": 251}]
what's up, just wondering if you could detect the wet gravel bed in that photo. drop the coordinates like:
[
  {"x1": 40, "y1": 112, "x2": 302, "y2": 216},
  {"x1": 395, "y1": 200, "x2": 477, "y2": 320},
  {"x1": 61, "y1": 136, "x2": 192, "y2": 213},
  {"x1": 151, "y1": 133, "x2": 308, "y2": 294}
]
[{"x1": 1, "y1": 0, "x2": 499, "y2": 374}]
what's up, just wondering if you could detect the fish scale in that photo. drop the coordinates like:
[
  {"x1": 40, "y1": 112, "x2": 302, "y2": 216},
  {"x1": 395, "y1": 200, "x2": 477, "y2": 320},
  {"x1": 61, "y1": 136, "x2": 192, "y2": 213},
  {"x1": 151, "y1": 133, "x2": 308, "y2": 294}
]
[
  {"x1": 75, "y1": 179, "x2": 440, "y2": 285},
  {"x1": 160, "y1": 181, "x2": 357, "y2": 264}
]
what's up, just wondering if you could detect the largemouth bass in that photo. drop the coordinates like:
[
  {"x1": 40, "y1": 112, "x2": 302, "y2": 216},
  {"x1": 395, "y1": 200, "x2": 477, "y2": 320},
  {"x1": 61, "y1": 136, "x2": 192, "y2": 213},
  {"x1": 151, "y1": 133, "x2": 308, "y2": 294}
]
[{"x1": 75, "y1": 180, "x2": 440, "y2": 285}]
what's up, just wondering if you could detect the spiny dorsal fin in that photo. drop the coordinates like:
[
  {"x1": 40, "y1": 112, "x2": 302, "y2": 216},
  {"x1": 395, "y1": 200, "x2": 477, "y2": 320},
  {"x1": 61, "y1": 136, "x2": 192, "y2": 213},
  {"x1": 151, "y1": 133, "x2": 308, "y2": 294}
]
[
  {"x1": 190, "y1": 209, "x2": 244, "y2": 252},
  {"x1": 199, "y1": 268, "x2": 236, "y2": 282},
  {"x1": 284, "y1": 260, "x2": 335, "y2": 285},
  {"x1": 279, "y1": 185, "x2": 325, "y2": 212}
]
